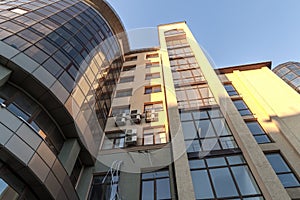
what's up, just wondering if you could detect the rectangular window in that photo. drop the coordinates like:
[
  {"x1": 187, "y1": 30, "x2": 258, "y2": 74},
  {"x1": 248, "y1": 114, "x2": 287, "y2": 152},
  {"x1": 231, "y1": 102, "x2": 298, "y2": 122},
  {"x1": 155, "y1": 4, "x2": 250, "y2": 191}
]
[
  {"x1": 122, "y1": 65, "x2": 136, "y2": 71},
  {"x1": 146, "y1": 53, "x2": 159, "y2": 59},
  {"x1": 141, "y1": 169, "x2": 171, "y2": 200},
  {"x1": 233, "y1": 100, "x2": 252, "y2": 116},
  {"x1": 111, "y1": 105, "x2": 130, "y2": 116},
  {"x1": 145, "y1": 73, "x2": 160, "y2": 80},
  {"x1": 145, "y1": 62, "x2": 160, "y2": 68},
  {"x1": 224, "y1": 84, "x2": 238, "y2": 96},
  {"x1": 88, "y1": 173, "x2": 120, "y2": 200},
  {"x1": 265, "y1": 153, "x2": 300, "y2": 188},
  {"x1": 144, "y1": 102, "x2": 164, "y2": 112},
  {"x1": 115, "y1": 89, "x2": 132, "y2": 98},
  {"x1": 143, "y1": 126, "x2": 167, "y2": 145},
  {"x1": 102, "y1": 131, "x2": 125, "y2": 149},
  {"x1": 125, "y1": 56, "x2": 137, "y2": 62},
  {"x1": 119, "y1": 76, "x2": 134, "y2": 83},
  {"x1": 246, "y1": 121, "x2": 271, "y2": 144},
  {"x1": 189, "y1": 155, "x2": 262, "y2": 199},
  {"x1": 145, "y1": 85, "x2": 161, "y2": 94},
  {"x1": 180, "y1": 108, "x2": 238, "y2": 153}
]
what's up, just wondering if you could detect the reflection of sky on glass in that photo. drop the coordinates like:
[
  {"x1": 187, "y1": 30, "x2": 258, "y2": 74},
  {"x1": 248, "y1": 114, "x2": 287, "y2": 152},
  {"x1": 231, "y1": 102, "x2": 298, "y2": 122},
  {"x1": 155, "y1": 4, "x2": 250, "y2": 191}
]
[{"x1": 0, "y1": 178, "x2": 7, "y2": 194}]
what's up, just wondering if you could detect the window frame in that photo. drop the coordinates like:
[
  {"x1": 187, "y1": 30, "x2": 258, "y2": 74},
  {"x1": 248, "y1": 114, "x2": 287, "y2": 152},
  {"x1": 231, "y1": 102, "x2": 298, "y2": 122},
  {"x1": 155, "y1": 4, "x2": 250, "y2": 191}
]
[
  {"x1": 115, "y1": 88, "x2": 133, "y2": 98},
  {"x1": 144, "y1": 85, "x2": 162, "y2": 94}
]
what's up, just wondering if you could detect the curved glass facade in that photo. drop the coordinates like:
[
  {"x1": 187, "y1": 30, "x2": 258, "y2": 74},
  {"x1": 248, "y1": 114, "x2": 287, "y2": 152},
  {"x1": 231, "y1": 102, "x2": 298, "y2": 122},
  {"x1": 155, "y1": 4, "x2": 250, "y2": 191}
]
[
  {"x1": 0, "y1": 0, "x2": 125, "y2": 199},
  {"x1": 273, "y1": 62, "x2": 300, "y2": 93},
  {"x1": 0, "y1": 0, "x2": 124, "y2": 154},
  {"x1": 0, "y1": 83, "x2": 63, "y2": 154}
]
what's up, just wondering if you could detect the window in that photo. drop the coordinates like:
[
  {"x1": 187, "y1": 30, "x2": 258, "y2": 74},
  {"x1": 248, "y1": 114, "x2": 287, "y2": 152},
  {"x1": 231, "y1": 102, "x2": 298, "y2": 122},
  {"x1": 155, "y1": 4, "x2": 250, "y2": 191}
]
[
  {"x1": 164, "y1": 29, "x2": 185, "y2": 36},
  {"x1": 144, "y1": 102, "x2": 163, "y2": 112},
  {"x1": 146, "y1": 62, "x2": 160, "y2": 68},
  {"x1": 0, "y1": 84, "x2": 62, "y2": 154},
  {"x1": 176, "y1": 85, "x2": 217, "y2": 109},
  {"x1": 119, "y1": 76, "x2": 134, "y2": 83},
  {"x1": 102, "y1": 131, "x2": 125, "y2": 149},
  {"x1": 233, "y1": 100, "x2": 252, "y2": 116},
  {"x1": 172, "y1": 69, "x2": 204, "y2": 85},
  {"x1": 189, "y1": 155, "x2": 262, "y2": 199},
  {"x1": 146, "y1": 53, "x2": 159, "y2": 59},
  {"x1": 70, "y1": 158, "x2": 83, "y2": 186},
  {"x1": 122, "y1": 65, "x2": 136, "y2": 71},
  {"x1": 145, "y1": 85, "x2": 161, "y2": 94},
  {"x1": 111, "y1": 105, "x2": 130, "y2": 116},
  {"x1": 265, "y1": 153, "x2": 300, "y2": 188},
  {"x1": 141, "y1": 169, "x2": 171, "y2": 200},
  {"x1": 224, "y1": 84, "x2": 238, "y2": 96},
  {"x1": 246, "y1": 121, "x2": 271, "y2": 144},
  {"x1": 143, "y1": 126, "x2": 167, "y2": 145},
  {"x1": 180, "y1": 108, "x2": 238, "y2": 153},
  {"x1": 125, "y1": 56, "x2": 137, "y2": 62},
  {"x1": 115, "y1": 89, "x2": 132, "y2": 98},
  {"x1": 88, "y1": 173, "x2": 120, "y2": 200},
  {"x1": 145, "y1": 73, "x2": 160, "y2": 80}
]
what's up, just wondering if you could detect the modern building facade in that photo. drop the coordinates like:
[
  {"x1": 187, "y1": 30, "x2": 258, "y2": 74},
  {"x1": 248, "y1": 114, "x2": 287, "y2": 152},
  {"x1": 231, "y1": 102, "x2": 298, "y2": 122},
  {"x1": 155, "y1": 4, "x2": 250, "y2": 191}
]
[
  {"x1": 0, "y1": 0, "x2": 128, "y2": 199},
  {"x1": 0, "y1": 1, "x2": 300, "y2": 200},
  {"x1": 273, "y1": 61, "x2": 300, "y2": 93}
]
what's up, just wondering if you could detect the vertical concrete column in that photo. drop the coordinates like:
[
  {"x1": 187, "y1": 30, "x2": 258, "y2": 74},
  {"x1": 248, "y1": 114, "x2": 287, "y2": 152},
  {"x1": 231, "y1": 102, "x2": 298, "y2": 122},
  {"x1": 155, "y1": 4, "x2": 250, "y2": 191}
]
[{"x1": 58, "y1": 139, "x2": 81, "y2": 175}]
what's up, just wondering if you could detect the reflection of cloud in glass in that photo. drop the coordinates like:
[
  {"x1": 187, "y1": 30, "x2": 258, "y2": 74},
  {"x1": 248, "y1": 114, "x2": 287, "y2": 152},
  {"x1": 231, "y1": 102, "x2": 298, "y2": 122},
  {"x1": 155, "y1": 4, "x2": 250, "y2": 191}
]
[
  {"x1": 127, "y1": 28, "x2": 159, "y2": 50},
  {"x1": 0, "y1": 179, "x2": 7, "y2": 194}
]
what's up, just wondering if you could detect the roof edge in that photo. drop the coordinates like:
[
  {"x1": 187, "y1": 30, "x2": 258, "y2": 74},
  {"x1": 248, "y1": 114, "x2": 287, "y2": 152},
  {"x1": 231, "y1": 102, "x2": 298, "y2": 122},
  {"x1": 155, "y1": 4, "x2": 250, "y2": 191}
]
[{"x1": 216, "y1": 61, "x2": 272, "y2": 74}]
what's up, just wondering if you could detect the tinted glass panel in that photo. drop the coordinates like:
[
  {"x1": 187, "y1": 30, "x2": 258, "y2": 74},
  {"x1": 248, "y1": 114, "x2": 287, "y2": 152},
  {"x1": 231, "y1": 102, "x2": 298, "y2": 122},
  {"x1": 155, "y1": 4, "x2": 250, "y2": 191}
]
[
  {"x1": 210, "y1": 168, "x2": 238, "y2": 198},
  {"x1": 232, "y1": 166, "x2": 261, "y2": 195},
  {"x1": 191, "y1": 170, "x2": 214, "y2": 199},
  {"x1": 266, "y1": 154, "x2": 291, "y2": 173}
]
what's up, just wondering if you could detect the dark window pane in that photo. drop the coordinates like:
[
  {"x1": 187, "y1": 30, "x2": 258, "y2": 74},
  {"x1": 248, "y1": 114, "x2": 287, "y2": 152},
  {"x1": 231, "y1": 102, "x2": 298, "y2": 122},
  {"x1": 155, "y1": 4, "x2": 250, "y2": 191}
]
[
  {"x1": 266, "y1": 154, "x2": 291, "y2": 173},
  {"x1": 206, "y1": 157, "x2": 226, "y2": 167},
  {"x1": 246, "y1": 122, "x2": 265, "y2": 135},
  {"x1": 156, "y1": 178, "x2": 171, "y2": 199},
  {"x1": 233, "y1": 100, "x2": 248, "y2": 110},
  {"x1": 254, "y1": 135, "x2": 271, "y2": 144},
  {"x1": 211, "y1": 118, "x2": 230, "y2": 136},
  {"x1": 231, "y1": 166, "x2": 261, "y2": 195},
  {"x1": 59, "y1": 72, "x2": 75, "y2": 92},
  {"x1": 192, "y1": 110, "x2": 208, "y2": 119},
  {"x1": 43, "y1": 58, "x2": 63, "y2": 77},
  {"x1": 191, "y1": 170, "x2": 214, "y2": 199},
  {"x1": 196, "y1": 120, "x2": 215, "y2": 138},
  {"x1": 24, "y1": 46, "x2": 49, "y2": 64},
  {"x1": 201, "y1": 138, "x2": 221, "y2": 151},
  {"x1": 142, "y1": 181, "x2": 154, "y2": 200},
  {"x1": 185, "y1": 140, "x2": 200, "y2": 152},
  {"x1": 227, "y1": 155, "x2": 245, "y2": 165},
  {"x1": 181, "y1": 121, "x2": 197, "y2": 140},
  {"x1": 188, "y1": 159, "x2": 205, "y2": 169},
  {"x1": 239, "y1": 110, "x2": 252, "y2": 116},
  {"x1": 210, "y1": 167, "x2": 238, "y2": 198},
  {"x1": 278, "y1": 173, "x2": 300, "y2": 188},
  {"x1": 180, "y1": 112, "x2": 192, "y2": 121},
  {"x1": 220, "y1": 136, "x2": 237, "y2": 149}
]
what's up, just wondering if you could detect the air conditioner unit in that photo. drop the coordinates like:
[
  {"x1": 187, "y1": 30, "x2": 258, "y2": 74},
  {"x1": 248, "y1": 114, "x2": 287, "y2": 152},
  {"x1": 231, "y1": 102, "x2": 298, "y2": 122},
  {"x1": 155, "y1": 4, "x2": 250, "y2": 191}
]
[
  {"x1": 130, "y1": 110, "x2": 141, "y2": 124},
  {"x1": 145, "y1": 110, "x2": 158, "y2": 123},
  {"x1": 115, "y1": 113, "x2": 126, "y2": 127},
  {"x1": 125, "y1": 129, "x2": 137, "y2": 146}
]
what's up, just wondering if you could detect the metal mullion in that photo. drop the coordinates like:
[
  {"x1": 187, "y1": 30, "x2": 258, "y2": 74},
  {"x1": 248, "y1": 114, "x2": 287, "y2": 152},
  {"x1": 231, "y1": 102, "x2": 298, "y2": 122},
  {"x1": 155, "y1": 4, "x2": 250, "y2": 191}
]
[
  {"x1": 227, "y1": 158, "x2": 243, "y2": 199},
  {"x1": 204, "y1": 159, "x2": 218, "y2": 199}
]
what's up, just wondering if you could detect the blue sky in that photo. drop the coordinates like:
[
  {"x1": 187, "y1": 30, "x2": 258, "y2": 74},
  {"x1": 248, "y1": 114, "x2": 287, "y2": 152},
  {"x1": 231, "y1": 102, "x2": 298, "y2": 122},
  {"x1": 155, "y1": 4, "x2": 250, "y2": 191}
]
[{"x1": 106, "y1": 0, "x2": 300, "y2": 69}]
